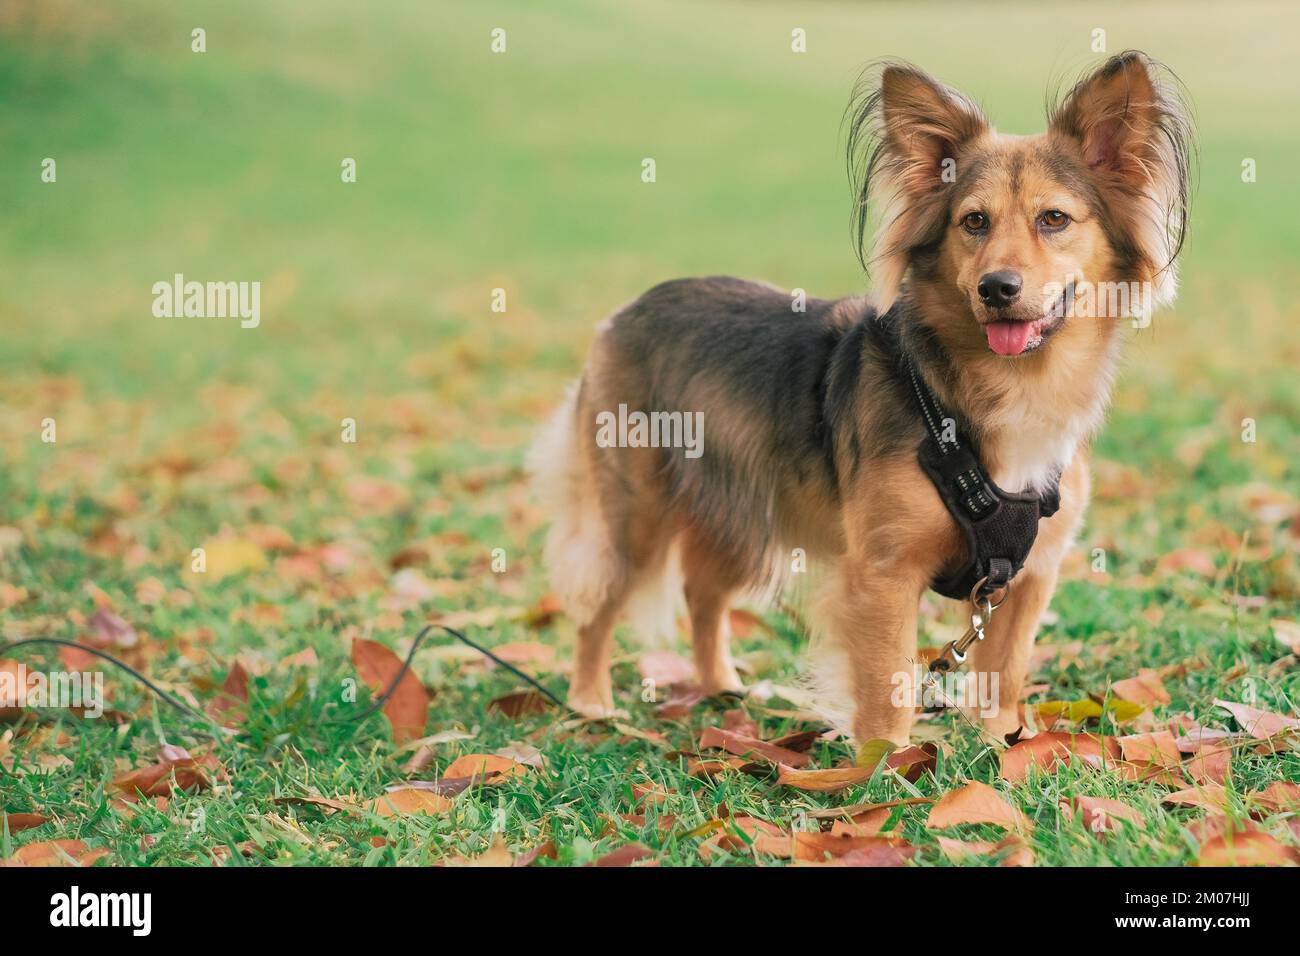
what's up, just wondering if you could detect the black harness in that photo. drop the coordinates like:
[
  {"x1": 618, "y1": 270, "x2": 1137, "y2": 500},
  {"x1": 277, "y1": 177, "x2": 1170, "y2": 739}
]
[{"x1": 902, "y1": 359, "x2": 1061, "y2": 601}]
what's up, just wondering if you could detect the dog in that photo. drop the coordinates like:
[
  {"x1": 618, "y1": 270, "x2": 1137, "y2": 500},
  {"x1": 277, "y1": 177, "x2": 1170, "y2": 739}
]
[{"x1": 530, "y1": 51, "x2": 1192, "y2": 745}]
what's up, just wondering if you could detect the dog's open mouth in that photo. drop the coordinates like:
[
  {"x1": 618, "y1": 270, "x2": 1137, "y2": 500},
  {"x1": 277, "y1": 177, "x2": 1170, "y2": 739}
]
[{"x1": 984, "y1": 284, "x2": 1071, "y2": 356}]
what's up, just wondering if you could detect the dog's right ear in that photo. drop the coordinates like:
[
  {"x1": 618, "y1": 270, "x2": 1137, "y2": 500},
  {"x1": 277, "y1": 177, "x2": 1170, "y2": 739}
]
[{"x1": 848, "y1": 63, "x2": 989, "y2": 311}]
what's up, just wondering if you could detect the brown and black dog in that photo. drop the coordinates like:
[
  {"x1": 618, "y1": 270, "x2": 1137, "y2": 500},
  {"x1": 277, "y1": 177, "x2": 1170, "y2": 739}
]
[{"x1": 530, "y1": 52, "x2": 1192, "y2": 745}]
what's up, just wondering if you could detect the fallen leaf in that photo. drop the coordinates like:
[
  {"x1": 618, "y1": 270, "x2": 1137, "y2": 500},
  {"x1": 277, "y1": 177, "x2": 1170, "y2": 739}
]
[
  {"x1": 1214, "y1": 699, "x2": 1300, "y2": 739},
  {"x1": 439, "y1": 834, "x2": 515, "y2": 866},
  {"x1": 1247, "y1": 781, "x2": 1300, "y2": 815},
  {"x1": 1195, "y1": 830, "x2": 1300, "y2": 867},
  {"x1": 927, "y1": 781, "x2": 1027, "y2": 831},
  {"x1": 698, "y1": 727, "x2": 811, "y2": 768},
  {"x1": 487, "y1": 689, "x2": 553, "y2": 719},
  {"x1": 1111, "y1": 668, "x2": 1171, "y2": 706},
  {"x1": 207, "y1": 660, "x2": 249, "y2": 726},
  {"x1": 5, "y1": 839, "x2": 109, "y2": 867},
  {"x1": 88, "y1": 607, "x2": 137, "y2": 648},
  {"x1": 112, "y1": 746, "x2": 214, "y2": 798},
  {"x1": 777, "y1": 765, "x2": 872, "y2": 793},
  {"x1": 1, "y1": 812, "x2": 50, "y2": 833},
  {"x1": 442, "y1": 753, "x2": 528, "y2": 784},
  {"x1": 1000, "y1": 732, "x2": 1118, "y2": 783},
  {"x1": 1162, "y1": 785, "x2": 1231, "y2": 812},
  {"x1": 372, "y1": 788, "x2": 454, "y2": 816},
  {"x1": 590, "y1": 843, "x2": 656, "y2": 867},
  {"x1": 1269, "y1": 619, "x2": 1300, "y2": 654},
  {"x1": 1060, "y1": 796, "x2": 1143, "y2": 834},
  {"x1": 351, "y1": 638, "x2": 431, "y2": 745},
  {"x1": 200, "y1": 536, "x2": 268, "y2": 581}
]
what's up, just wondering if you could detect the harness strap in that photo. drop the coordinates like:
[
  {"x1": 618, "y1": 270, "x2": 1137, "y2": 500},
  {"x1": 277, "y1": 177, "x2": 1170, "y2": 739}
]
[{"x1": 903, "y1": 360, "x2": 1061, "y2": 601}]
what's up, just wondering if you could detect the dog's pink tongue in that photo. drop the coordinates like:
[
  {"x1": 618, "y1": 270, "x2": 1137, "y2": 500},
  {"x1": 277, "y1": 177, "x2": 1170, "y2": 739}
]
[{"x1": 986, "y1": 320, "x2": 1034, "y2": 356}]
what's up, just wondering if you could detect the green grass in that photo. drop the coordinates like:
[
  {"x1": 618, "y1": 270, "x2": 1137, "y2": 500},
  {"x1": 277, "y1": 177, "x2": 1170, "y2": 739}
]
[{"x1": 1, "y1": 0, "x2": 1298, "y2": 866}]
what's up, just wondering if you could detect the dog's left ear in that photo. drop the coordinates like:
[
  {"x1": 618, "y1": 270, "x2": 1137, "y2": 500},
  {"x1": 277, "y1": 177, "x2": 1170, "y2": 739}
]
[{"x1": 1050, "y1": 52, "x2": 1194, "y2": 307}]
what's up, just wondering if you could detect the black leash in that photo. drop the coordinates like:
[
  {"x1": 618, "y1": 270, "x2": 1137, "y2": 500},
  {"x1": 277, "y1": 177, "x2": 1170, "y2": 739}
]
[{"x1": 0, "y1": 624, "x2": 567, "y2": 731}]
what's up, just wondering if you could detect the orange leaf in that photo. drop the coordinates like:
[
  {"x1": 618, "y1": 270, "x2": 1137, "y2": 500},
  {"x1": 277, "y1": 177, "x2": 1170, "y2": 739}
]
[
  {"x1": 698, "y1": 727, "x2": 811, "y2": 768},
  {"x1": 372, "y1": 788, "x2": 454, "y2": 817},
  {"x1": 1060, "y1": 796, "x2": 1143, "y2": 834},
  {"x1": 1214, "y1": 699, "x2": 1300, "y2": 739},
  {"x1": 1195, "y1": 830, "x2": 1300, "y2": 867},
  {"x1": 351, "y1": 638, "x2": 430, "y2": 745},
  {"x1": 776, "y1": 765, "x2": 872, "y2": 793},
  {"x1": 442, "y1": 753, "x2": 528, "y2": 784},
  {"x1": 7, "y1": 839, "x2": 109, "y2": 867},
  {"x1": 927, "y1": 781, "x2": 1027, "y2": 831},
  {"x1": 1000, "y1": 731, "x2": 1118, "y2": 783}
]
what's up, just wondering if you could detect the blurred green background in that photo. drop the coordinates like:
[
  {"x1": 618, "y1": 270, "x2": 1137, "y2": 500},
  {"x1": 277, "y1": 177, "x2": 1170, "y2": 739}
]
[{"x1": 1, "y1": 0, "x2": 1297, "y2": 563}]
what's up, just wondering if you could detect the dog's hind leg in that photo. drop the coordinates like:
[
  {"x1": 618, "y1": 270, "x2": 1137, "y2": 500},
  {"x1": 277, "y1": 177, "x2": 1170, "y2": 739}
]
[{"x1": 681, "y1": 527, "x2": 745, "y2": 696}]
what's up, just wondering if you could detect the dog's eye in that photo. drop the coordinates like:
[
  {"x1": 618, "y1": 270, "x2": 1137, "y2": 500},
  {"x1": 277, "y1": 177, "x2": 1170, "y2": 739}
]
[
  {"x1": 961, "y1": 212, "x2": 988, "y2": 234},
  {"x1": 1038, "y1": 210, "x2": 1070, "y2": 230}
]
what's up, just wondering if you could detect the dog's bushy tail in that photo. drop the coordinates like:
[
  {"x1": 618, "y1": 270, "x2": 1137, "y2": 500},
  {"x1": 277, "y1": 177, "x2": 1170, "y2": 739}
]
[{"x1": 528, "y1": 380, "x2": 681, "y2": 645}]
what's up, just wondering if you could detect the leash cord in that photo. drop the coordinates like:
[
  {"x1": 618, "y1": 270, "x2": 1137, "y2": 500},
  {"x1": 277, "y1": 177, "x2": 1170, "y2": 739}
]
[{"x1": 0, "y1": 624, "x2": 567, "y2": 731}]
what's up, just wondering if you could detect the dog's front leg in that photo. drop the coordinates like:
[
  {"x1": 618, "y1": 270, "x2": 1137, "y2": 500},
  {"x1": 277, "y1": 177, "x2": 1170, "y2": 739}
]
[
  {"x1": 966, "y1": 567, "x2": 1059, "y2": 740},
  {"x1": 968, "y1": 456, "x2": 1088, "y2": 740},
  {"x1": 820, "y1": 558, "x2": 927, "y2": 747}
]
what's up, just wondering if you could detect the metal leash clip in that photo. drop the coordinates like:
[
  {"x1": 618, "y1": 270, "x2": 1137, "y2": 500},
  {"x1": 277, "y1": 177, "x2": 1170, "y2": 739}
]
[{"x1": 928, "y1": 576, "x2": 1010, "y2": 676}]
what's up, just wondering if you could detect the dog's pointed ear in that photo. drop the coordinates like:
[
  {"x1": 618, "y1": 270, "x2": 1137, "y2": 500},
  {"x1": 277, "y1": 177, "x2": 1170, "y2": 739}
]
[
  {"x1": 1050, "y1": 52, "x2": 1194, "y2": 306},
  {"x1": 848, "y1": 63, "x2": 988, "y2": 310},
  {"x1": 878, "y1": 65, "x2": 989, "y2": 198}
]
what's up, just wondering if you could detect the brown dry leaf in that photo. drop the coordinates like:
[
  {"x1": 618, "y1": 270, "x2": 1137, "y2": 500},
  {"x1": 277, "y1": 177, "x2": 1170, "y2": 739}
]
[
  {"x1": 934, "y1": 835, "x2": 998, "y2": 861},
  {"x1": 1195, "y1": 830, "x2": 1300, "y2": 867},
  {"x1": 1116, "y1": 730, "x2": 1183, "y2": 767},
  {"x1": 5, "y1": 839, "x2": 109, "y2": 867},
  {"x1": 442, "y1": 753, "x2": 528, "y2": 784},
  {"x1": 1060, "y1": 796, "x2": 1143, "y2": 834},
  {"x1": 351, "y1": 637, "x2": 430, "y2": 745},
  {"x1": 721, "y1": 708, "x2": 760, "y2": 738},
  {"x1": 1214, "y1": 698, "x2": 1300, "y2": 739},
  {"x1": 697, "y1": 816, "x2": 788, "y2": 861},
  {"x1": 1247, "y1": 781, "x2": 1300, "y2": 815},
  {"x1": 1162, "y1": 784, "x2": 1231, "y2": 812},
  {"x1": 928, "y1": 781, "x2": 1027, "y2": 831},
  {"x1": 1000, "y1": 731, "x2": 1118, "y2": 783},
  {"x1": 487, "y1": 689, "x2": 553, "y2": 719},
  {"x1": 698, "y1": 727, "x2": 812, "y2": 768},
  {"x1": 207, "y1": 660, "x2": 250, "y2": 726},
  {"x1": 1, "y1": 812, "x2": 50, "y2": 833},
  {"x1": 1156, "y1": 548, "x2": 1218, "y2": 578},
  {"x1": 590, "y1": 843, "x2": 656, "y2": 867},
  {"x1": 273, "y1": 795, "x2": 364, "y2": 816},
  {"x1": 793, "y1": 832, "x2": 914, "y2": 866},
  {"x1": 1111, "y1": 668, "x2": 1171, "y2": 707},
  {"x1": 1186, "y1": 747, "x2": 1232, "y2": 786},
  {"x1": 638, "y1": 650, "x2": 696, "y2": 686},
  {"x1": 829, "y1": 807, "x2": 894, "y2": 837},
  {"x1": 372, "y1": 787, "x2": 454, "y2": 817},
  {"x1": 1269, "y1": 619, "x2": 1300, "y2": 653},
  {"x1": 513, "y1": 840, "x2": 558, "y2": 867},
  {"x1": 442, "y1": 834, "x2": 515, "y2": 866},
  {"x1": 776, "y1": 765, "x2": 872, "y2": 793},
  {"x1": 654, "y1": 682, "x2": 706, "y2": 718},
  {"x1": 1003, "y1": 733, "x2": 1118, "y2": 785},
  {"x1": 87, "y1": 606, "x2": 137, "y2": 648},
  {"x1": 112, "y1": 745, "x2": 214, "y2": 798}
]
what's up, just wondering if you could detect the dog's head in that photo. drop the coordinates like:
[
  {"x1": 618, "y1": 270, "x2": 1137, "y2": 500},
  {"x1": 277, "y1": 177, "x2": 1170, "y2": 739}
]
[{"x1": 849, "y1": 52, "x2": 1193, "y2": 357}]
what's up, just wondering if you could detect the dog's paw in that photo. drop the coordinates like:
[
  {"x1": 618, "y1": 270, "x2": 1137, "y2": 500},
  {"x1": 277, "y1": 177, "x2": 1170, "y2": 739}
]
[{"x1": 567, "y1": 694, "x2": 627, "y2": 720}]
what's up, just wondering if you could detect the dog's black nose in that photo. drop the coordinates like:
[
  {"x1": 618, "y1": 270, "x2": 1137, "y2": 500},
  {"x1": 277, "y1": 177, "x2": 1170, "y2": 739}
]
[{"x1": 978, "y1": 270, "x2": 1023, "y2": 308}]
